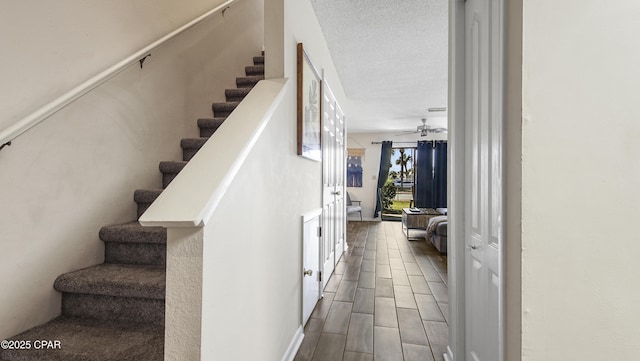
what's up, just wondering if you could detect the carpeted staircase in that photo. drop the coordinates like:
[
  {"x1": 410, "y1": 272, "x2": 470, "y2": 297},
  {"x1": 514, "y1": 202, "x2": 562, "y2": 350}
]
[{"x1": 0, "y1": 54, "x2": 265, "y2": 361}]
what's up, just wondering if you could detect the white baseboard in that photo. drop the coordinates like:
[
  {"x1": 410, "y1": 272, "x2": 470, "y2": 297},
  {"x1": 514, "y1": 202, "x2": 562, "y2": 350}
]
[
  {"x1": 281, "y1": 325, "x2": 304, "y2": 361},
  {"x1": 444, "y1": 346, "x2": 454, "y2": 361}
]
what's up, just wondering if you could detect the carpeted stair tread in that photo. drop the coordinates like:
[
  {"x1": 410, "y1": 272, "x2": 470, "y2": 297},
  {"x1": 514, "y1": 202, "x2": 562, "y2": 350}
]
[
  {"x1": 0, "y1": 316, "x2": 163, "y2": 361},
  {"x1": 62, "y1": 293, "x2": 164, "y2": 326},
  {"x1": 99, "y1": 222, "x2": 166, "y2": 244},
  {"x1": 236, "y1": 75, "x2": 264, "y2": 88},
  {"x1": 179, "y1": 138, "x2": 208, "y2": 150},
  {"x1": 211, "y1": 101, "x2": 239, "y2": 110},
  {"x1": 159, "y1": 161, "x2": 188, "y2": 188},
  {"x1": 180, "y1": 138, "x2": 208, "y2": 161},
  {"x1": 198, "y1": 118, "x2": 226, "y2": 137},
  {"x1": 104, "y1": 241, "x2": 166, "y2": 266},
  {"x1": 245, "y1": 65, "x2": 264, "y2": 76},
  {"x1": 225, "y1": 88, "x2": 251, "y2": 102},
  {"x1": 134, "y1": 189, "x2": 163, "y2": 219},
  {"x1": 212, "y1": 101, "x2": 239, "y2": 117},
  {"x1": 253, "y1": 55, "x2": 264, "y2": 65},
  {"x1": 100, "y1": 222, "x2": 166, "y2": 266},
  {"x1": 180, "y1": 138, "x2": 209, "y2": 162},
  {"x1": 197, "y1": 117, "x2": 226, "y2": 128},
  {"x1": 158, "y1": 161, "x2": 187, "y2": 174},
  {"x1": 54, "y1": 264, "x2": 165, "y2": 300},
  {"x1": 133, "y1": 189, "x2": 163, "y2": 204}
]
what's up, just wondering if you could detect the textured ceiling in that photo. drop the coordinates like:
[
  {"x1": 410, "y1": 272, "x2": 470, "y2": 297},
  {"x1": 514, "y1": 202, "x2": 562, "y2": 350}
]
[{"x1": 310, "y1": 0, "x2": 448, "y2": 134}]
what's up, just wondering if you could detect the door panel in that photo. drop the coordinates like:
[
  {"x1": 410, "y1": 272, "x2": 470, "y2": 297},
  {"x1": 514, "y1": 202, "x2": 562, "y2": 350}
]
[
  {"x1": 322, "y1": 202, "x2": 335, "y2": 290},
  {"x1": 334, "y1": 104, "x2": 346, "y2": 258},
  {"x1": 302, "y1": 211, "x2": 322, "y2": 324},
  {"x1": 321, "y1": 82, "x2": 346, "y2": 289},
  {"x1": 322, "y1": 87, "x2": 335, "y2": 289},
  {"x1": 465, "y1": 0, "x2": 503, "y2": 360}
]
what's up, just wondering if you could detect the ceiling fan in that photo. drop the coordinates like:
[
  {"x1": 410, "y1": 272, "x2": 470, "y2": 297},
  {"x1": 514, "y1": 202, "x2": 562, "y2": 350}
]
[{"x1": 397, "y1": 118, "x2": 447, "y2": 137}]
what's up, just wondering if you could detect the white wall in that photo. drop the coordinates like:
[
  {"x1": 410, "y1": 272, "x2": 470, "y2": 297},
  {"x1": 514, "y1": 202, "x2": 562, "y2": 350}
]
[
  {"x1": 265, "y1": 0, "x2": 347, "y2": 102},
  {"x1": 0, "y1": 0, "x2": 263, "y2": 339},
  {"x1": 347, "y1": 132, "x2": 447, "y2": 221},
  {"x1": 199, "y1": 83, "x2": 316, "y2": 360},
  {"x1": 198, "y1": 0, "x2": 351, "y2": 356},
  {"x1": 189, "y1": 0, "x2": 353, "y2": 358},
  {"x1": 0, "y1": 0, "x2": 237, "y2": 132},
  {"x1": 522, "y1": 1, "x2": 640, "y2": 359}
]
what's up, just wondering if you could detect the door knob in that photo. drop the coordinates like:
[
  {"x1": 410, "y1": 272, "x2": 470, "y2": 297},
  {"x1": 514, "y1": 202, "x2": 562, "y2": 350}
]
[
  {"x1": 332, "y1": 191, "x2": 341, "y2": 196},
  {"x1": 303, "y1": 269, "x2": 313, "y2": 277},
  {"x1": 467, "y1": 245, "x2": 478, "y2": 250}
]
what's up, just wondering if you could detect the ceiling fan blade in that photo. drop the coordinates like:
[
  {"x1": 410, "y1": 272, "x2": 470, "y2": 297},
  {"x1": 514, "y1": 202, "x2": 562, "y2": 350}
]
[{"x1": 394, "y1": 131, "x2": 419, "y2": 136}]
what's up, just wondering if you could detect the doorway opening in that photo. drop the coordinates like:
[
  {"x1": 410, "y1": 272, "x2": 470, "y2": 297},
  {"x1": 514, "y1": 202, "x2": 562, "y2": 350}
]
[{"x1": 382, "y1": 147, "x2": 417, "y2": 221}]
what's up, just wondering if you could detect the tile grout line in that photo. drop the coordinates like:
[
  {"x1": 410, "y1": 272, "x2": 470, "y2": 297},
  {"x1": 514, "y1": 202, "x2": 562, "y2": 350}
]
[
  {"x1": 299, "y1": 222, "x2": 448, "y2": 361},
  {"x1": 389, "y1": 222, "x2": 412, "y2": 361},
  {"x1": 395, "y1": 221, "x2": 444, "y2": 361}
]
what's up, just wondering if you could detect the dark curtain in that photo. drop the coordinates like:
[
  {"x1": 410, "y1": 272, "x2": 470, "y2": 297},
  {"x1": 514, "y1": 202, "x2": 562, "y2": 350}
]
[
  {"x1": 433, "y1": 142, "x2": 447, "y2": 208},
  {"x1": 414, "y1": 141, "x2": 435, "y2": 208},
  {"x1": 373, "y1": 141, "x2": 393, "y2": 218}
]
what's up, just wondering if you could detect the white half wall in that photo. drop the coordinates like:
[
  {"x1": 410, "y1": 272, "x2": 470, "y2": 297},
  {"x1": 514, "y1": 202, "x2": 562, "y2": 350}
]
[
  {"x1": 0, "y1": 0, "x2": 263, "y2": 340},
  {"x1": 199, "y1": 80, "x2": 320, "y2": 360},
  {"x1": 346, "y1": 132, "x2": 446, "y2": 221},
  {"x1": 522, "y1": 1, "x2": 640, "y2": 359}
]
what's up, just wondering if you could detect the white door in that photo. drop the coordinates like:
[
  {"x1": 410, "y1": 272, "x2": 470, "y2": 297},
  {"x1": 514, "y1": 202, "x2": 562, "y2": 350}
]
[
  {"x1": 302, "y1": 209, "x2": 322, "y2": 325},
  {"x1": 321, "y1": 82, "x2": 346, "y2": 289},
  {"x1": 321, "y1": 84, "x2": 337, "y2": 289},
  {"x1": 464, "y1": 0, "x2": 503, "y2": 360},
  {"x1": 334, "y1": 104, "x2": 346, "y2": 259}
]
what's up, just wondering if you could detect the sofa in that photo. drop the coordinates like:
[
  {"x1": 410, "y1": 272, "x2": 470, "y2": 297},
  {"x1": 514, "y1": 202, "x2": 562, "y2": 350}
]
[{"x1": 427, "y1": 208, "x2": 447, "y2": 253}]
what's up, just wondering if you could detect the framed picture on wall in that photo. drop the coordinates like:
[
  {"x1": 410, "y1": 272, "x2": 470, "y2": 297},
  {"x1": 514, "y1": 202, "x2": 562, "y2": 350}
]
[
  {"x1": 297, "y1": 43, "x2": 322, "y2": 161},
  {"x1": 347, "y1": 148, "x2": 365, "y2": 187}
]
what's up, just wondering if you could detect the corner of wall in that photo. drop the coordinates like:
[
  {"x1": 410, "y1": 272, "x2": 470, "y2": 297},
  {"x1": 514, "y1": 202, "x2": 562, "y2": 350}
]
[
  {"x1": 505, "y1": 0, "x2": 523, "y2": 358},
  {"x1": 264, "y1": 0, "x2": 285, "y2": 78}
]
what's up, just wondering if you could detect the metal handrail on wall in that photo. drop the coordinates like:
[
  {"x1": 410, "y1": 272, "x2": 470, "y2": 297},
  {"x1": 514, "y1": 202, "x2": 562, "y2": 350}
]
[{"x1": 0, "y1": 0, "x2": 239, "y2": 151}]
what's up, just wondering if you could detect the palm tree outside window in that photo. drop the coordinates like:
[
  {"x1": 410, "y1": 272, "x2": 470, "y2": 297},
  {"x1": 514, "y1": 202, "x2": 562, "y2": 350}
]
[{"x1": 383, "y1": 147, "x2": 416, "y2": 216}]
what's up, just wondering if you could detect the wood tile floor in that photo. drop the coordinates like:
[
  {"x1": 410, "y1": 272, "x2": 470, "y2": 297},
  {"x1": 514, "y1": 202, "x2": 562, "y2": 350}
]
[{"x1": 294, "y1": 221, "x2": 449, "y2": 361}]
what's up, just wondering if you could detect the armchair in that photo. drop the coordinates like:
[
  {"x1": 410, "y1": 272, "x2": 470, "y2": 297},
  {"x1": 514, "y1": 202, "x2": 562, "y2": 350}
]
[{"x1": 346, "y1": 192, "x2": 362, "y2": 221}]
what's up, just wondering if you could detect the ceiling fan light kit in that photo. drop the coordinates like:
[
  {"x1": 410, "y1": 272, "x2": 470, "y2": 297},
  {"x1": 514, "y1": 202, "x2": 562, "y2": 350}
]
[
  {"x1": 416, "y1": 118, "x2": 447, "y2": 136},
  {"x1": 394, "y1": 117, "x2": 447, "y2": 137}
]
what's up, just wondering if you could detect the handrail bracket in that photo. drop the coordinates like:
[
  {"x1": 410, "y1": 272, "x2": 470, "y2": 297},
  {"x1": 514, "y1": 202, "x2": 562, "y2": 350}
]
[{"x1": 139, "y1": 54, "x2": 151, "y2": 69}]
